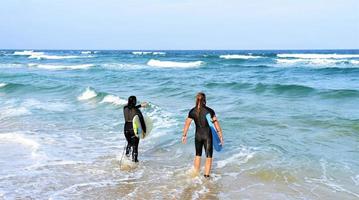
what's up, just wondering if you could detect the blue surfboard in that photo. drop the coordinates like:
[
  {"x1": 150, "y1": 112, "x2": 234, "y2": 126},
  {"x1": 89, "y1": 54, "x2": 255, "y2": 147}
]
[{"x1": 206, "y1": 114, "x2": 222, "y2": 152}]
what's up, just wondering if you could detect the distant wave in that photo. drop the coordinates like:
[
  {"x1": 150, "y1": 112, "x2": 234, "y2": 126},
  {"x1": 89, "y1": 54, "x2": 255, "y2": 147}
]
[
  {"x1": 13, "y1": 50, "x2": 38, "y2": 56},
  {"x1": 0, "y1": 63, "x2": 24, "y2": 69},
  {"x1": 205, "y1": 81, "x2": 252, "y2": 90},
  {"x1": 29, "y1": 63, "x2": 94, "y2": 70},
  {"x1": 0, "y1": 82, "x2": 75, "y2": 95},
  {"x1": 101, "y1": 63, "x2": 145, "y2": 70},
  {"x1": 100, "y1": 95, "x2": 127, "y2": 106},
  {"x1": 277, "y1": 58, "x2": 339, "y2": 65},
  {"x1": 132, "y1": 51, "x2": 166, "y2": 55},
  {"x1": 253, "y1": 82, "x2": 359, "y2": 98},
  {"x1": 0, "y1": 83, "x2": 7, "y2": 88},
  {"x1": 277, "y1": 53, "x2": 359, "y2": 59},
  {"x1": 219, "y1": 54, "x2": 262, "y2": 59},
  {"x1": 77, "y1": 87, "x2": 98, "y2": 101},
  {"x1": 254, "y1": 83, "x2": 316, "y2": 96},
  {"x1": 78, "y1": 88, "x2": 128, "y2": 106},
  {"x1": 29, "y1": 54, "x2": 82, "y2": 60},
  {"x1": 81, "y1": 51, "x2": 92, "y2": 54},
  {"x1": 276, "y1": 58, "x2": 359, "y2": 67},
  {"x1": 319, "y1": 89, "x2": 359, "y2": 99},
  {"x1": 13, "y1": 50, "x2": 91, "y2": 60},
  {"x1": 152, "y1": 52, "x2": 166, "y2": 55},
  {"x1": 0, "y1": 82, "x2": 27, "y2": 92},
  {"x1": 132, "y1": 51, "x2": 152, "y2": 55},
  {"x1": 147, "y1": 59, "x2": 203, "y2": 68}
]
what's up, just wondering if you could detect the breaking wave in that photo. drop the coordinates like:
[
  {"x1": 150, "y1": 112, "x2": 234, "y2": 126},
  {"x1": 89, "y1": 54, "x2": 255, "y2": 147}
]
[
  {"x1": 147, "y1": 59, "x2": 203, "y2": 68},
  {"x1": 220, "y1": 54, "x2": 262, "y2": 59}
]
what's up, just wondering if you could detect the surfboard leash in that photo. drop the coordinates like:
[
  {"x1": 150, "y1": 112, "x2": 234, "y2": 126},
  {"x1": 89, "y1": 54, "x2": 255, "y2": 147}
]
[{"x1": 119, "y1": 145, "x2": 126, "y2": 169}]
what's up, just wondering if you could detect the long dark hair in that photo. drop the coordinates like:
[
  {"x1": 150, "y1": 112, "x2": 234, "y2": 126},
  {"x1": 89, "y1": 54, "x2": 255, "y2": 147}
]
[
  {"x1": 196, "y1": 92, "x2": 206, "y2": 117},
  {"x1": 128, "y1": 96, "x2": 137, "y2": 108}
]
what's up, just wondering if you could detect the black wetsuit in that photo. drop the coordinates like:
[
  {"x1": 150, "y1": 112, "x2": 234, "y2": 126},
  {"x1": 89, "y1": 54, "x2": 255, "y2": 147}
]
[
  {"x1": 188, "y1": 106, "x2": 215, "y2": 158},
  {"x1": 123, "y1": 105, "x2": 146, "y2": 162}
]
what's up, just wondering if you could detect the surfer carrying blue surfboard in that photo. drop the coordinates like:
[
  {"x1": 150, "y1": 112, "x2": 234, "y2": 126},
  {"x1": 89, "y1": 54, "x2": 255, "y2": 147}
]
[
  {"x1": 123, "y1": 96, "x2": 147, "y2": 162},
  {"x1": 182, "y1": 92, "x2": 224, "y2": 178}
]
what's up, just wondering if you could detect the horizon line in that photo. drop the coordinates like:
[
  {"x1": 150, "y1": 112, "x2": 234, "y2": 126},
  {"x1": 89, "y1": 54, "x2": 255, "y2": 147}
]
[{"x1": 1, "y1": 48, "x2": 359, "y2": 51}]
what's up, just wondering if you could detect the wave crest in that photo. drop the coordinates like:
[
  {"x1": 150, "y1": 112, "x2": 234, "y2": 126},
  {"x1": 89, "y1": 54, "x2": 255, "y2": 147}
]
[
  {"x1": 100, "y1": 95, "x2": 127, "y2": 106},
  {"x1": 29, "y1": 55, "x2": 82, "y2": 60},
  {"x1": 13, "y1": 50, "x2": 92, "y2": 60},
  {"x1": 13, "y1": 50, "x2": 41, "y2": 56},
  {"x1": 277, "y1": 53, "x2": 359, "y2": 59},
  {"x1": 132, "y1": 51, "x2": 166, "y2": 55},
  {"x1": 29, "y1": 64, "x2": 94, "y2": 70},
  {"x1": 147, "y1": 59, "x2": 203, "y2": 68},
  {"x1": 81, "y1": 51, "x2": 92, "y2": 54},
  {"x1": 0, "y1": 83, "x2": 7, "y2": 88},
  {"x1": 220, "y1": 54, "x2": 262, "y2": 59},
  {"x1": 276, "y1": 58, "x2": 359, "y2": 67},
  {"x1": 77, "y1": 87, "x2": 97, "y2": 101}
]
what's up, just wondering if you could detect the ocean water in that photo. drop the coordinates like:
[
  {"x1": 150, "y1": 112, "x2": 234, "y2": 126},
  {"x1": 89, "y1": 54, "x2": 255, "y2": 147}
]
[{"x1": 0, "y1": 49, "x2": 358, "y2": 199}]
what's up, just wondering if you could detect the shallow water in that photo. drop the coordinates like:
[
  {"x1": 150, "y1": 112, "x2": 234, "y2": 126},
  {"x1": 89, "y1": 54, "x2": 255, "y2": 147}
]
[{"x1": 0, "y1": 50, "x2": 358, "y2": 199}]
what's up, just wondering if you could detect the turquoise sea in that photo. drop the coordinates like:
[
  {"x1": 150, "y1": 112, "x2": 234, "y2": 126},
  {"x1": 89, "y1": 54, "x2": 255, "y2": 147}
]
[{"x1": 0, "y1": 50, "x2": 358, "y2": 199}]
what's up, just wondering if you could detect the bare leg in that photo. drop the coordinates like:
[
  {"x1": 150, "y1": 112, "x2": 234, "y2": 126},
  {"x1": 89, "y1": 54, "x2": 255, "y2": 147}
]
[
  {"x1": 194, "y1": 156, "x2": 201, "y2": 173},
  {"x1": 204, "y1": 157, "x2": 212, "y2": 176}
]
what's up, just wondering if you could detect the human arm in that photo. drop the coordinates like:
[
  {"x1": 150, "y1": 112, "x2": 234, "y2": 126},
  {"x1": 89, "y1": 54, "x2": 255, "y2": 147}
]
[
  {"x1": 182, "y1": 118, "x2": 192, "y2": 144},
  {"x1": 135, "y1": 102, "x2": 148, "y2": 109},
  {"x1": 212, "y1": 116, "x2": 224, "y2": 145}
]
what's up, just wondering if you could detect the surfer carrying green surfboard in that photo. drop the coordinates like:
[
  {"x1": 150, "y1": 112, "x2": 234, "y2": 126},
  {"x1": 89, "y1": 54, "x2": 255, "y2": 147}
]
[
  {"x1": 182, "y1": 92, "x2": 224, "y2": 178},
  {"x1": 123, "y1": 96, "x2": 147, "y2": 162}
]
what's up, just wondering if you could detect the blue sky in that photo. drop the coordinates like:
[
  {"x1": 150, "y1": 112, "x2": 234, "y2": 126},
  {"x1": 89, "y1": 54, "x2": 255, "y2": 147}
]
[{"x1": 1, "y1": 0, "x2": 358, "y2": 50}]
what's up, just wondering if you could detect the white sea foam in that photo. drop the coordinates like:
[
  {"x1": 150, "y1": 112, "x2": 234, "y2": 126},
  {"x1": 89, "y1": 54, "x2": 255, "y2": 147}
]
[
  {"x1": 352, "y1": 175, "x2": 359, "y2": 186},
  {"x1": 133, "y1": 51, "x2": 152, "y2": 55},
  {"x1": 49, "y1": 180, "x2": 124, "y2": 200},
  {"x1": 143, "y1": 103, "x2": 177, "y2": 140},
  {"x1": 13, "y1": 50, "x2": 42, "y2": 56},
  {"x1": 351, "y1": 60, "x2": 359, "y2": 65},
  {"x1": 276, "y1": 58, "x2": 351, "y2": 66},
  {"x1": 26, "y1": 160, "x2": 86, "y2": 170},
  {"x1": 77, "y1": 87, "x2": 97, "y2": 101},
  {"x1": 152, "y1": 52, "x2": 166, "y2": 55},
  {"x1": 22, "y1": 99, "x2": 69, "y2": 112},
  {"x1": 132, "y1": 51, "x2": 166, "y2": 55},
  {"x1": 81, "y1": 51, "x2": 92, "y2": 54},
  {"x1": 0, "y1": 83, "x2": 7, "y2": 88},
  {"x1": 306, "y1": 159, "x2": 359, "y2": 198},
  {"x1": 100, "y1": 95, "x2": 127, "y2": 106},
  {"x1": 147, "y1": 59, "x2": 203, "y2": 68},
  {"x1": 101, "y1": 63, "x2": 145, "y2": 70},
  {"x1": 277, "y1": 53, "x2": 359, "y2": 59},
  {"x1": 0, "y1": 133, "x2": 39, "y2": 151},
  {"x1": 217, "y1": 147, "x2": 255, "y2": 168},
  {"x1": 0, "y1": 106, "x2": 31, "y2": 118},
  {"x1": 14, "y1": 50, "x2": 91, "y2": 60},
  {"x1": 29, "y1": 64, "x2": 94, "y2": 70},
  {"x1": 29, "y1": 54, "x2": 82, "y2": 60},
  {"x1": 0, "y1": 63, "x2": 24, "y2": 69},
  {"x1": 276, "y1": 59, "x2": 305, "y2": 64},
  {"x1": 14, "y1": 51, "x2": 46, "y2": 59},
  {"x1": 219, "y1": 54, "x2": 262, "y2": 59}
]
